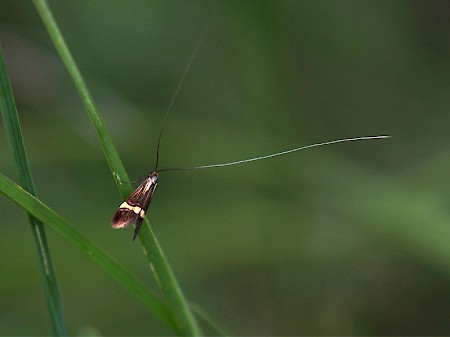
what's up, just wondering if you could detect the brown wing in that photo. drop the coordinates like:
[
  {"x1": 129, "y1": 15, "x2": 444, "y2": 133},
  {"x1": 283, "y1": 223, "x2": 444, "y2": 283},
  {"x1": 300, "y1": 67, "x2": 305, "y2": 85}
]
[
  {"x1": 126, "y1": 177, "x2": 156, "y2": 208},
  {"x1": 111, "y1": 173, "x2": 158, "y2": 240},
  {"x1": 112, "y1": 208, "x2": 138, "y2": 229}
]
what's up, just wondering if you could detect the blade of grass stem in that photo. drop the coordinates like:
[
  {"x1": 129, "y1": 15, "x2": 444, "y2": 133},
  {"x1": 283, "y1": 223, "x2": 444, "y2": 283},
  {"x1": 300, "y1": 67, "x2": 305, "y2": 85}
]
[
  {"x1": 32, "y1": 0, "x2": 200, "y2": 335},
  {"x1": 191, "y1": 303, "x2": 230, "y2": 336},
  {"x1": 0, "y1": 172, "x2": 173, "y2": 328},
  {"x1": 0, "y1": 46, "x2": 67, "y2": 336}
]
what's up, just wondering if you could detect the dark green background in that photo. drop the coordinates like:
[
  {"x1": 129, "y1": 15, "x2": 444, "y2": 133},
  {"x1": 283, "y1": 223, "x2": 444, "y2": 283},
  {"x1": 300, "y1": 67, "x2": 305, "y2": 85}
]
[{"x1": 1, "y1": 0, "x2": 449, "y2": 335}]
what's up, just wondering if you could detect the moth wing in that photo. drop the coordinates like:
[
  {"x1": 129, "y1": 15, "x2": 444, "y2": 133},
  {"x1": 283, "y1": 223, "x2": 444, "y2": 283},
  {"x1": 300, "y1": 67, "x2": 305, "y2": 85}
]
[
  {"x1": 130, "y1": 180, "x2": 158, "y2": 240},
  {"x1": 132, "y1": 217, "x2": 145, "y2": 241},
  {"x1": 111, "y1": 174, "x2": 158, "y2": 240},
  {"x1": 112, "y1": 209, "x2": 138, "y2": 229},
  {"x1": 111, "y1": 178, "x2": 151, "y2": 229}
]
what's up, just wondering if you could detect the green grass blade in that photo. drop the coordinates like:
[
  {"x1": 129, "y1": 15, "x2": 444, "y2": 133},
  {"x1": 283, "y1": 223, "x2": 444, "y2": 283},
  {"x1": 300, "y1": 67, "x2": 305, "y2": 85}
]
[
  {"x1": 32, "y1": 0, "x2": 200, "y2": 335},
  {"x1": 0, "y1": 172, "x2": 172, "y2": 327},
  {"x1": 191, "y1": 304, "x2": 230, "y2": 336},
  {"x1": 0, "y1": 46, "x2": 67, "y2": 336}
]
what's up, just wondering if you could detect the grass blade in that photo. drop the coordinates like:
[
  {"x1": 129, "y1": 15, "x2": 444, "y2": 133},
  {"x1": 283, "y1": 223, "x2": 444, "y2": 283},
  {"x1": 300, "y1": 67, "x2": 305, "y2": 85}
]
[
  {"x1": 191, "y1": 303, "x2": 230, "y2": 336},
  {"x1": 0, "y1": 46, "x2": 67, "y2": 335},
  {"x1": 32, "y1": 0, "x2": 200, "y2": 334},
  {"x1": 0, "y1": 172, "x2": 172, "y2": 327}
]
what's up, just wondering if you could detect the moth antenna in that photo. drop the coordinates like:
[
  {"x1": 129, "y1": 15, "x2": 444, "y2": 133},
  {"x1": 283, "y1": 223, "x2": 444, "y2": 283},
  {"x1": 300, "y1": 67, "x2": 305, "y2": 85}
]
[
  {"x1": 159, "y1": 135, "x2": 391, "y2": 172},
  {"x1": 154, "y1": 9, "x2": 216, "y2": 171}
]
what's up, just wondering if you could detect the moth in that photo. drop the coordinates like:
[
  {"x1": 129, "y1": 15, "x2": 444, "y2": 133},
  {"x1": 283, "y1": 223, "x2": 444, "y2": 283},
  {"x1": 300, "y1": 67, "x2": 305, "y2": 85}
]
[
  {"x1": 112, "y1": 171, "x2": 158, "y2": 240},
  {"x1": 111, "y1": 17, "x2": 390, "y2": 240},
  {"x1": 111, "y1": 135, "x2": 389, "y2": 240}
]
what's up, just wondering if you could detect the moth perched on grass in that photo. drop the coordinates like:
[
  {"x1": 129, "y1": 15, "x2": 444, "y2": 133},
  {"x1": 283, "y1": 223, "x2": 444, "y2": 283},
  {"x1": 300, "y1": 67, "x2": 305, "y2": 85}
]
[
  {"x1": 112, "y1": 171, "x2": 158, "y2": 240},
  {"x1": 111, "y1": 135, "x2": 389, "y2": 240},
  {"x1": 111, "y1": 15, "x2": 390, "y2": 240}
]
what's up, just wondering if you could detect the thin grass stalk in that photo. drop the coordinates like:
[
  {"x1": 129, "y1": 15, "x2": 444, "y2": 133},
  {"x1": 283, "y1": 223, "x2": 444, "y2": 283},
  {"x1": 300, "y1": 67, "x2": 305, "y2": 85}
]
[
  {"x1": 32, "y1": 0, "x2": 200, "y2": 335},
  {"x1": 0, "y1": 46, "x2": 67, "y2": 336},
  {"x1": 0, "y1": 172, "x2": 173, "y2": 326}
]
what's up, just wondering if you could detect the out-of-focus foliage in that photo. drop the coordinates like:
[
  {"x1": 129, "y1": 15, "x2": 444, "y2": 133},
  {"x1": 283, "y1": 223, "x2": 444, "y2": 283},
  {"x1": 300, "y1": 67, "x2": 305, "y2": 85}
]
[{"x1": 0, "y1": 1, "x2": 449, "y2": 335}]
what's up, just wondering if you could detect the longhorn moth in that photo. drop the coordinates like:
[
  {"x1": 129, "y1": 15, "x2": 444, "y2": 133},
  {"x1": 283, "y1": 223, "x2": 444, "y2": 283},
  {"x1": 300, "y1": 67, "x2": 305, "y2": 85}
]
[
  {"x1": 111, "y1": 17, "x2": 390, "y2": 240},
  {"x1": 111, "y1": 134, "x2": 390, "y2": 240}
]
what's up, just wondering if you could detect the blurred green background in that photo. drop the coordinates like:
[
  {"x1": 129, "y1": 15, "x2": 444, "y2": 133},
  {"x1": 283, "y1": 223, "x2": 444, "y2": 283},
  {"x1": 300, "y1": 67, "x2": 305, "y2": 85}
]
[{"x1": 1, "y1": 0, "x2": 450, "y2": 335}]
